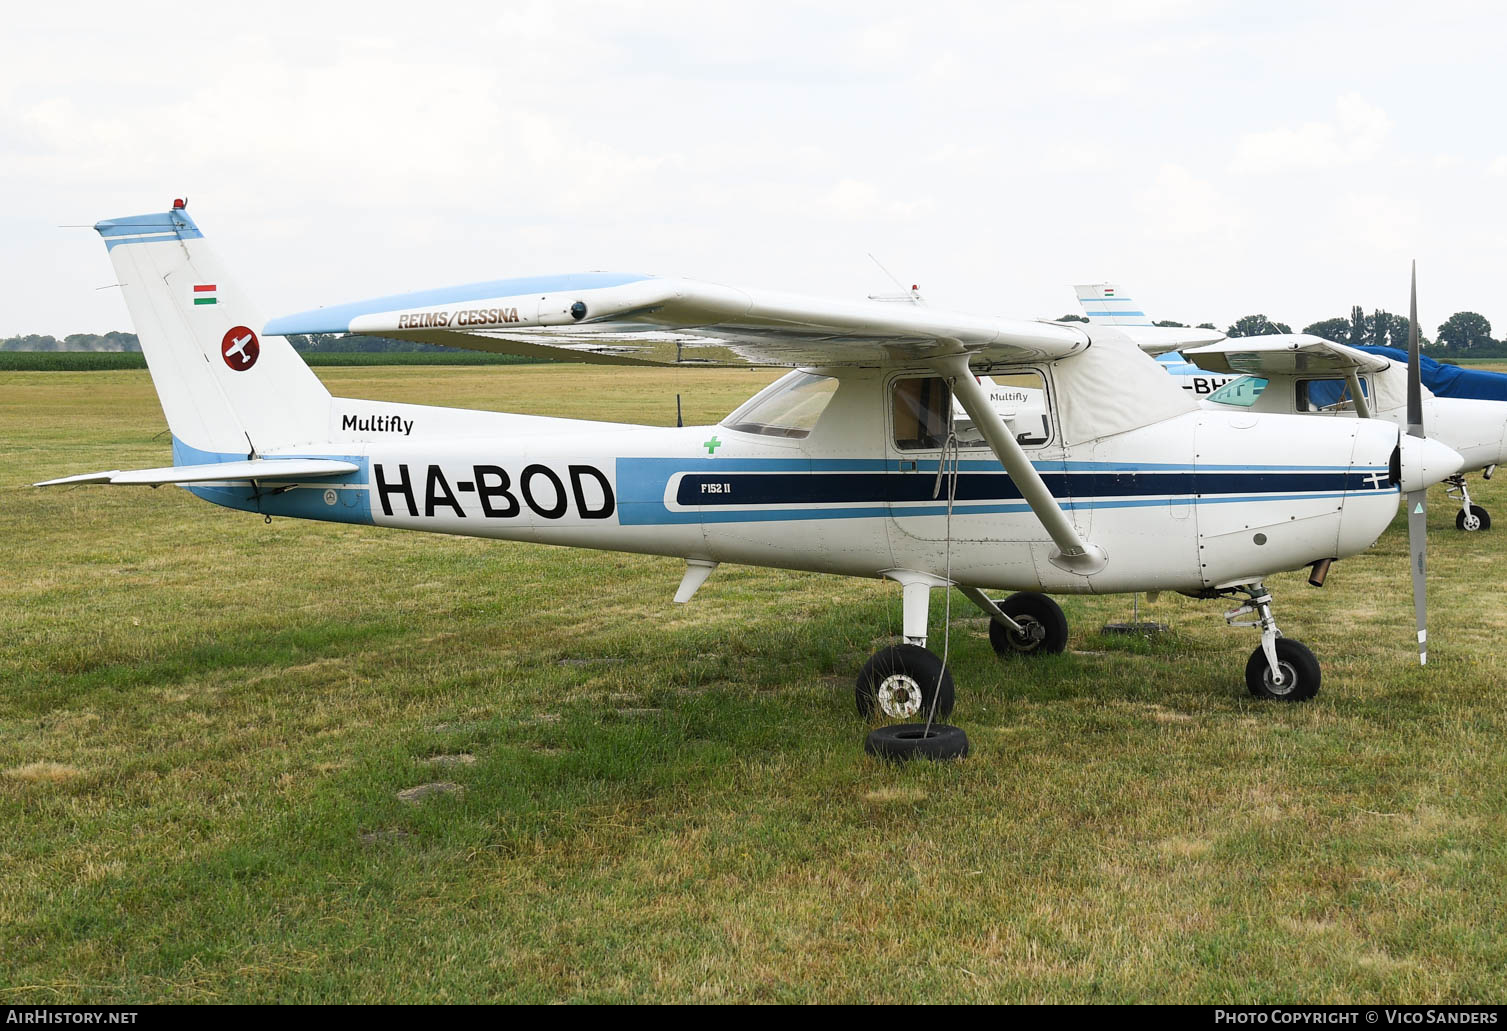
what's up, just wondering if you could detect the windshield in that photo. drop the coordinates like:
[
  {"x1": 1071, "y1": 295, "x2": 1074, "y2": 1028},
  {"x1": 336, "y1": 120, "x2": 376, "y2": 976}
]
[
  {"x1": 1208, "y1": 376, "x2": 1269, "y2": 408},
  {"x1": 723, "y1": 371, "x2": 839, "y2": 438}
]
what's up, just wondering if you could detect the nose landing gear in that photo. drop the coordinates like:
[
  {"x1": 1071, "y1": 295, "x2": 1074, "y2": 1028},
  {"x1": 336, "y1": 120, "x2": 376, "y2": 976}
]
[
  {"x1": 1446, "y1": 474, "x2": 1491, "y2": 532},
  {"x1": 1224, "y1": 580, "x2": 1320, "y2": 701}
]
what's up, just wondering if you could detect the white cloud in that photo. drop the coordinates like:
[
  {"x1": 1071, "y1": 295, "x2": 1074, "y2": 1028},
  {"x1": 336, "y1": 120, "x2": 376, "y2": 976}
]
[
  {"x1": 1232, "y1": 93, "x2": 1393, "y2": 174},
  {"x1": 1137, "y1": 164, "x2": 1244, "y2": 238}
]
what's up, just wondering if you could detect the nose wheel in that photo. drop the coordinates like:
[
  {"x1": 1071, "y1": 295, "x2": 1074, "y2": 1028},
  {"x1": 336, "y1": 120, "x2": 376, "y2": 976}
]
[
  {"x1": 1456, "y1": 504, "x2": 1490, "y2": 532},
  {"x1": 1447, "y1": 475, "x2": 1491, "y2": 532},
  {"x1": 1244, "y1": 638, "x2": 1321, "y2": 700},
  {"x1": 1224, "y1": 580, "x2": 1321, "y2": 701}
]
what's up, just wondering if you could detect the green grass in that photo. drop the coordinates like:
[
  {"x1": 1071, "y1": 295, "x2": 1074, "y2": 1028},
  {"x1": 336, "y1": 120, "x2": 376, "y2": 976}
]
[
  {"x1": 0, "y1": 351, "x2": 541, "y2": 372},
  {"x1": 2, "y1": 366, "x2": 1506, "y2": 1003}
]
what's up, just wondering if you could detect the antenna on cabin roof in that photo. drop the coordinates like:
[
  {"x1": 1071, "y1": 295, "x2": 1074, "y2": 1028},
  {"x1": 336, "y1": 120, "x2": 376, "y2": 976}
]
[{"x1": 867, "y1": 253, "x2": 925, "y2": 304}]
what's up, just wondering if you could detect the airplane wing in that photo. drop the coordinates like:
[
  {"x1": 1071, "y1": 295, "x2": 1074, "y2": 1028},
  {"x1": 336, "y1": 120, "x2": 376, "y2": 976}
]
[
  {"x1": 35, "y1": 458, "x2": 359, "y2": 487},
  {"x1": 265, "y1": 273, "x2": 1222, "y2": 368},
  {"x1": 1181, "y1": 335, "x2": 1394, "y2": 376}
]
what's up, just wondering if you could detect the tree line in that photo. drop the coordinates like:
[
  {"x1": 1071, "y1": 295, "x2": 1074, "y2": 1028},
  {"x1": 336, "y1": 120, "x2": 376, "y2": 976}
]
[{"x1": 1057, "y1": 306, "x2": 1505, "y2": 357}]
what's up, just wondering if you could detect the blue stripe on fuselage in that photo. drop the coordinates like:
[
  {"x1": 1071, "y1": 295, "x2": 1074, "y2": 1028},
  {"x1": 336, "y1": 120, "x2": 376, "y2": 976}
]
[
  {"x1": 675, "y1": 470, "x2": 1379, "y2": 507},
  {"x1": 617, "y1": 457, "x2": 1393, "y2": 526}
]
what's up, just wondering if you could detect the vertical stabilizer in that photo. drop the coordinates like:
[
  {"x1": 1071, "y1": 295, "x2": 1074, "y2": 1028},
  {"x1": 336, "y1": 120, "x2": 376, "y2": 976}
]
[
  {"x1": 1072, "y1": 283, "x2": 1154, "y2": 327},
  {"x1": 96, "y1": 204, "x2": 331, "y2": 457}
]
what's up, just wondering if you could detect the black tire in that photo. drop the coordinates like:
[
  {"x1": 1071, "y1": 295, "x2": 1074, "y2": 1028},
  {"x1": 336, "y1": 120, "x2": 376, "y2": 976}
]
[
  {"x1": 864, "y1": 723, "x2": 970, "y2": 763},
  {"x1": 987, "y1": 592, "x2": 1069, "y2": 657},
  {"x1": 1456, "y1": 505, "x2": 1491, "y2": 532},
  {"x1": 1244, "y1": 638, "x2": 1321, "y2": 701},
  {"x1": 855, "y1": 644, "x2": 955, "y2": 721}
]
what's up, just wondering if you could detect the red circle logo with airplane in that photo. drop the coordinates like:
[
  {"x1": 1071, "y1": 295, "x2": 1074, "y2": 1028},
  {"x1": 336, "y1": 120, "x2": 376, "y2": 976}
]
[{"x1": 221, "y1": 326, "x2": 260, "y2": 371}]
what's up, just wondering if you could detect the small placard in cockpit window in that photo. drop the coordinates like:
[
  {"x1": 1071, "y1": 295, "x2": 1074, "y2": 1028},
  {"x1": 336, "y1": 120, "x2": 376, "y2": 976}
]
[
  {"x1": 893, "y1": 371, "x2": 1051, "y2": 450},
  {"x1": 962, "y1": 374, "x2": 1050, "y2": 445}
]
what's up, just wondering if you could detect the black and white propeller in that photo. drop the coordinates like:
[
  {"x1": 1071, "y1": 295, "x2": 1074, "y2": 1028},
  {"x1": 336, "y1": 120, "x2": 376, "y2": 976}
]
[{"x1": 1404, "y1": 262, "x2": 1429, "y2": 665}]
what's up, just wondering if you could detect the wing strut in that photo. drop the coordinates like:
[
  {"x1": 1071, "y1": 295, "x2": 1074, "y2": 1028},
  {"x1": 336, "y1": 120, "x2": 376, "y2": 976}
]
[
  {"x1": 1344, "y1": 370, "x2": 1372, "y2": 419},
  {"x1": 930, "y1": 353, "x2": 1107, "y2": 575}
]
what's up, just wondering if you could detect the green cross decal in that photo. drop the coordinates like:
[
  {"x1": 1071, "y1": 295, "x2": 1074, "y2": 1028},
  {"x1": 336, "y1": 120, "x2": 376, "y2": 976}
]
[{"x1": 703, "y1": 435, "x2": 722, "y2": 455}]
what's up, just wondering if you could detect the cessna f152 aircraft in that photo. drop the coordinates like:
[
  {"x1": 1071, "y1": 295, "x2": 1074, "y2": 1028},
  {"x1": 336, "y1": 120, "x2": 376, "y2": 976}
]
[
  {"x1": 40, "y1": 204, "x2": 1465, "y2": 731},
  {"x1": 1077, "y1": 285, "x2": 1507, "y2": 533}
]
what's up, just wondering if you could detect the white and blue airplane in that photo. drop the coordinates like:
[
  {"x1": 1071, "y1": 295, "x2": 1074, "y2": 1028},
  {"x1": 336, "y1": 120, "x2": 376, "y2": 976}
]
[
  {"x1": 1077, "y1": 285, "x2": 1507, "y2": 532},
  {"x1": 37, "y1": 204, "x2": 1466, "y2": 745}
]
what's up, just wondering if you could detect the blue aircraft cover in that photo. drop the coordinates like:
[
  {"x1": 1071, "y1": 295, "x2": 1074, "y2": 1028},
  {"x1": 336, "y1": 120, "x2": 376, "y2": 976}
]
[{"x1": 1350, "y1": 345, "x2": 1507, "y2": 402}]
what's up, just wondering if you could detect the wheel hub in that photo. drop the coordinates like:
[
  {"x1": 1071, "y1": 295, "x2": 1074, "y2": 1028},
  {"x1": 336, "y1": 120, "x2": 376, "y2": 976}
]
[
  {"x1": 1263, "y1": 660, "x2": 1299, "y2": 697},
  {"x1": 1010, "y1": 615, "x2": 1046, "y2": 650},
  {"x1": 876, "y1": 673, "x2": 924, "y2": 719},
  {"x1": 1463, "y1": 513, "x2": 1482, "y2": 531}
]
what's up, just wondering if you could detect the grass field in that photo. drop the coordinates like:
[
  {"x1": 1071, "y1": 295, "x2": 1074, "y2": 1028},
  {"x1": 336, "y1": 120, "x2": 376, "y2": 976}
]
[{"x1": 3, "y1": 365, "x2": 1506, "y2": 1003}]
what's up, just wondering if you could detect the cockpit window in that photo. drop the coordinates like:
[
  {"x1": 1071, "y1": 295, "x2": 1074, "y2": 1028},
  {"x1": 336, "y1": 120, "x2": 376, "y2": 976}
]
[
  {"x1": 723, "y1": 371, "x2": 838, "y2": 438},
  {"x1": 1298, "y1": 376, "x2": 1369, "y2": 412},
  {"x1": 891, "y1": 372, "x2": 1050, "y2": 451},
  {"x1": 1208, "y1": 376, "x2": 1269, "y2": 408}
]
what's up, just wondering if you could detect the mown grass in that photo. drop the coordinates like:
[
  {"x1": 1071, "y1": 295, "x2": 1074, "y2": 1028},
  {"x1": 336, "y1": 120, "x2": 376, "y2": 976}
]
[{"x1": 2, "y1": 366, "x2": 1506, "y2": 1003}]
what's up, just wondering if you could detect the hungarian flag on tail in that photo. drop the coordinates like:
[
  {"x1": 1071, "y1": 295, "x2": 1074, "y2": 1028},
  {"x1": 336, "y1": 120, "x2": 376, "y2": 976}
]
[{"x1": 193, "y1": 284, "x2": 217, "y2": 305}]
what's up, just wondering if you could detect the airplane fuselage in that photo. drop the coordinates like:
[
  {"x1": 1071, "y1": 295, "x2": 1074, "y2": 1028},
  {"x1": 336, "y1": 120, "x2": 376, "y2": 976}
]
[{"x1": 182, "y1": 366, "x2": 1405, "y2": 597}]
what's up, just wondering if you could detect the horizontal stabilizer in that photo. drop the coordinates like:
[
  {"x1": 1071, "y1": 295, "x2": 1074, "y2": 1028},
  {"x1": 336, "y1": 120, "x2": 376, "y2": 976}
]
[
  {"x1": 1112, "y1": 325, "x2": 1226, "y2": 355},
  {"x1": 36, "y1": 458, "x2": 359, "y2": 487}
]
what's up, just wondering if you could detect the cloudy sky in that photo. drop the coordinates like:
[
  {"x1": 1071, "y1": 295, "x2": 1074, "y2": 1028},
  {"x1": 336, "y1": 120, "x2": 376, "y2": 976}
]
[{"x1": 4, "y1": 0, "x2": 1504, "y2": 338}]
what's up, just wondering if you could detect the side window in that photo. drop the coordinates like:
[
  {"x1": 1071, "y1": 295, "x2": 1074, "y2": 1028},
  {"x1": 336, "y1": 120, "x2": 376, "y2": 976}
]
[
  {"x1": 1297, "y1": 377, "x2": 1369, "y2": 413},
  {"x1": 891, "y1": 372, "x2": 1050, "y2": 451},
  {"x1": 976, "y1": 373, "x2": 1051, "y2": 445},
  {"x1": 893, "y1": 377, "x2": 951, "y2": 450}
]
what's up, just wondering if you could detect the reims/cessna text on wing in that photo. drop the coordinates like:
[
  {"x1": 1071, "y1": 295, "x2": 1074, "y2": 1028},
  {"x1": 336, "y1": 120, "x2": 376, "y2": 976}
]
[{"x1": 39, "y1": 203, "x2": 1463, "y2": 745}]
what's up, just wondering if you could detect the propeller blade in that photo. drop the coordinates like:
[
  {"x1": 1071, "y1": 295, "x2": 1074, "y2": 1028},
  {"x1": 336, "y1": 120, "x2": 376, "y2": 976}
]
[
  {"x1": 1408, "y1": 487, "x2": 1428, "y2": 665},
  {"x1": 1407, "y1": 260, "x2": 1423, "y2": 437},
  {"x1": 1406, "y1": 261, "x2": 1427, "y2": 665}
]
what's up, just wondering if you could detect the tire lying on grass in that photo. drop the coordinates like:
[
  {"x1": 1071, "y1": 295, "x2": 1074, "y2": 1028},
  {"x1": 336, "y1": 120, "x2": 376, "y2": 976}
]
[{"x1": 864, "y1": 723, "x2": 970, "y2": 763}]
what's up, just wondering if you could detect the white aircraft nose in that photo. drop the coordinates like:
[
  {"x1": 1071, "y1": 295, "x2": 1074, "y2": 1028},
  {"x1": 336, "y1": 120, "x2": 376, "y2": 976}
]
[{"x1": 1398, "y1": 434, "x2": 1465, "y2": 493}]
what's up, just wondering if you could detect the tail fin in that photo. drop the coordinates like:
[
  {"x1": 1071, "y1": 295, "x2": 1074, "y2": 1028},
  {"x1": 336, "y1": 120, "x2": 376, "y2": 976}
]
[
  {"x1": 1072, "y1": 283, "x2": 1154, "y2": 327},
  {"x1": 96, "y1": 203, "x2": 330, "y2": 458}
]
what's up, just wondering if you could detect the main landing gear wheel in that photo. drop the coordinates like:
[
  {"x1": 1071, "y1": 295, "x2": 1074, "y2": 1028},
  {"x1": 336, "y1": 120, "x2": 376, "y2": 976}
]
[
  {"x1": 1456, "y1": 505, "x2": 1491, "y2": 532},
  {"x1": 987, "y1": 592, "x2": 1069, "y2": 657},
  {"x1": 864, "y1": 723, "x2": 970, "y2": 763},
  {"x1": 1244, "y1": 638, "x2": 1321, "y2": 701},
  {"x1": 855, "y1": 644, "x2": 954, "y2": 721}
]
